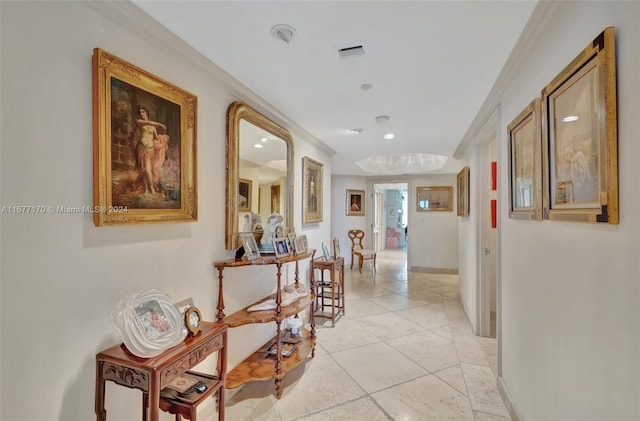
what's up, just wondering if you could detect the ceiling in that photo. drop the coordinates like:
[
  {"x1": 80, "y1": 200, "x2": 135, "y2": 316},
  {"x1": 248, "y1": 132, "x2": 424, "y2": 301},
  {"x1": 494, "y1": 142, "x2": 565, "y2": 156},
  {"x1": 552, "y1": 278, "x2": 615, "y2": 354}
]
[{"x1": 134, "y1": 1, "x2": 538, "y2": 176}]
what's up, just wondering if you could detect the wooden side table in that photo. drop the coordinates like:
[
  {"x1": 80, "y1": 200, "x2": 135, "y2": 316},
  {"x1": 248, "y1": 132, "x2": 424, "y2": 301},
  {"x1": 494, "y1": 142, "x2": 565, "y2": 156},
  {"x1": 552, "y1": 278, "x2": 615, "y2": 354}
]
[
  {"x1": 312, "y1": 257, "x2": 345, "y2": 326},
  {"x1": 95, "y1": 322, "x2": 227, "y2": 421}
]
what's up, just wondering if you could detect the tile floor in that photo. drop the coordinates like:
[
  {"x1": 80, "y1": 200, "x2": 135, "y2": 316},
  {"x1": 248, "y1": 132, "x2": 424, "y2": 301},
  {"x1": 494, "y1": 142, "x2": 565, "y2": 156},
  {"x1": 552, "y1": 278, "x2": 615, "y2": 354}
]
[{"x1": 222, "y1": 250, "x2": 508, "y2": 421}]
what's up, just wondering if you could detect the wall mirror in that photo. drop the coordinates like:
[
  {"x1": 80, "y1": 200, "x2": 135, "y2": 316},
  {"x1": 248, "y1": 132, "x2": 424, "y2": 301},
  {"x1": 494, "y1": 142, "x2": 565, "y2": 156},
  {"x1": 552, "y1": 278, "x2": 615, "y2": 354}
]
[
  {"x1": 226, "y1": 101, "x2": 294, "y2": 249},
  {"x1": 416, "y1": 186, "x2": 453, "y2": 212}
]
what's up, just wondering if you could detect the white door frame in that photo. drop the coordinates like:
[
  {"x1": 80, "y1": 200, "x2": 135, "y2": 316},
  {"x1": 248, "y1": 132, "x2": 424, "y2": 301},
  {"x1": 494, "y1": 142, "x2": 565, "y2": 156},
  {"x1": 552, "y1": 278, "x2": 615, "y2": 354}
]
[{"x1": 472, "y1": 106, "x2": 502, "y2": 374}]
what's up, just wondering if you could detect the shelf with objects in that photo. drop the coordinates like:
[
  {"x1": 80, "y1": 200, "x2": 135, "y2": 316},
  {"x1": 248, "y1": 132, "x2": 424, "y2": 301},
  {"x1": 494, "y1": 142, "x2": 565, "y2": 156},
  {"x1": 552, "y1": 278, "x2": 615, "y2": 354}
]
[{"x1": 213, "y1": 248, "x2": 316, "y2": 399}]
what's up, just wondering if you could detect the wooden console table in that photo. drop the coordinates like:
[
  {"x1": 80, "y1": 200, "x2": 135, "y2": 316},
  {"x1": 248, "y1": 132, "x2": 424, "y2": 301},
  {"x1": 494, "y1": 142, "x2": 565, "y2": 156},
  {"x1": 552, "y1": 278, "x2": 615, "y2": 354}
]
[{"x1": 95, "y1": 322, "x2": 227, "y2": 421}]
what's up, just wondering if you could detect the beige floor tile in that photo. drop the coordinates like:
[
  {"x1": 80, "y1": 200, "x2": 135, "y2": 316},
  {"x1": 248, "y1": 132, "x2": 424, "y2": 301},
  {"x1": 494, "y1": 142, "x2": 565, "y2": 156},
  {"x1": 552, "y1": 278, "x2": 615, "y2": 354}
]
[
  {"x1": 387, "y1": 331, "x2": 459, "y2": 372},
  {"x1": 358, "y1": 311, "x2": 425, "y2": 341},
  {"x1": 275, "y1": 355, "x2": 366, "y2": 420},
  {"x1": 396, "y1": 303, "x2": 450, "y2": 330},
  {"x1": 453, "y1": 335, "x2": 490, "y2": 366},
  {"x1": 368, "y1": 292, "x2": 427, "y2": 311},
  {"x1": 434, "y1": 364, "x2": 469, "y2": 397},
  {"x1": 474, "y1": 410, "x2": 511, "y2": 421},
  {"x1": 314, "y1": 318, "x2": 381, "y2": 353},
  {"x1": 296, "y1": 397, "x2": 390, "y2": 421},
  {"x1": 461, "y1": 363, "x2": 509, "y2": 418},
  {"x1": 371, "y1": 375, "x2": 475, "y2": 421},
  {"x1": 332, "y1": 342, "x2": 427, "y2": 393},
  {"x1": 342, "y1": 296, "x2": 389, "y2": 319}
]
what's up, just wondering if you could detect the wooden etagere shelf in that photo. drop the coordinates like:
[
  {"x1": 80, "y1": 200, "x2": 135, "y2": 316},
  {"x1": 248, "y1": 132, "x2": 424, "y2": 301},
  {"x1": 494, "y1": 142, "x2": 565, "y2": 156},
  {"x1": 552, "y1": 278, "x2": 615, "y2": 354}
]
[{"x1": 213, "y1": 249, "x2": 316, "y2": 399}]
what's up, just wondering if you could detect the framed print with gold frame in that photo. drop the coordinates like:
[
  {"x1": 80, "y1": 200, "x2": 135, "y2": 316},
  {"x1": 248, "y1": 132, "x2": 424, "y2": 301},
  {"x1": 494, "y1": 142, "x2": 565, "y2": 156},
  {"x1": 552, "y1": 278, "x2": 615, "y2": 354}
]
[
  {"x1": 238, "y1": 178, "x2": 252, "y2": 212},
  {"x1": 456, "y1": 167, "x2": 470, "y2": 216},
  {"x1": 346, "y1": 189, "x2": 365, "y2": 216},
  {"x1": 302, "y1": 156, "x2": 323, "y2": 223},
  {"x1": 507, "y1": 99, "x2": 542, "y2": 220},
  {"x1": 92, "y1": 48, "x2": 197, "y2": 226},
  {"x1": 417, "y1": 186, "x2": 453, "y2": 212},
  {"x1": 541, "y1": 27, "x2": 618, "y2": 224}
]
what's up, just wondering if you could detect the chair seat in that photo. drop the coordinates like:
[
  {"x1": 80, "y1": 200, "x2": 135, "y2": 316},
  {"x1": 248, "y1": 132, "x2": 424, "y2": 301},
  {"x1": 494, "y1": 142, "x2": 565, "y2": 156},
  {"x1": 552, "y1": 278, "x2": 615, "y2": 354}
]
[{"x1": 354, "y1": 249, "x2": 375, "y2": 257}]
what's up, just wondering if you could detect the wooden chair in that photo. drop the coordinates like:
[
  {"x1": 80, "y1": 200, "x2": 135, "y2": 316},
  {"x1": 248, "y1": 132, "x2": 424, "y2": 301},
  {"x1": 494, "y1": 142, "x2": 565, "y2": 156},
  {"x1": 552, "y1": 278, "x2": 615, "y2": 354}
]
[{"x1": 347, "y1": 229, "x2": 377, "y2": 273}]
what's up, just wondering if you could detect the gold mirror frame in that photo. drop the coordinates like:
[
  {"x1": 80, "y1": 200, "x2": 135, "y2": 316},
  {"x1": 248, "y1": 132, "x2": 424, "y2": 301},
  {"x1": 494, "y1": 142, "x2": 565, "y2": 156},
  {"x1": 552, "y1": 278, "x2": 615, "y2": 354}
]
[{"x1": 225, "y1": 101, "x2": 294, "y2": 249}]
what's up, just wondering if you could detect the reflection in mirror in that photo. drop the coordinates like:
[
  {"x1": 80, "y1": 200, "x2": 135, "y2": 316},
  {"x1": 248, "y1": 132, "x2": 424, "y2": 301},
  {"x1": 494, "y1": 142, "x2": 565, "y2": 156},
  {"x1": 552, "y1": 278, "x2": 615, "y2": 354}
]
[{"x1": 226, "y1": 102, "x2": 294, "y2": 250}]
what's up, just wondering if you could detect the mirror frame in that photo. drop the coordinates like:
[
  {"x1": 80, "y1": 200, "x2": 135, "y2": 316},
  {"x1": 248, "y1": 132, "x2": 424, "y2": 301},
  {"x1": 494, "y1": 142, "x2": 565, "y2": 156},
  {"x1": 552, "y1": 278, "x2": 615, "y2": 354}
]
[{"x1": 225, "y1": 101, "x2": 294, "y2": 249}]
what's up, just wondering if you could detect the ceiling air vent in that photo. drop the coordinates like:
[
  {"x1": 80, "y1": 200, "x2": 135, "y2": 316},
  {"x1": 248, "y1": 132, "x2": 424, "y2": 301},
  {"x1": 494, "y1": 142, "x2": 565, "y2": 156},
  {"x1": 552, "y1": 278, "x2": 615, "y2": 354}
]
[{"x1": 338, "y1": 45, "x2": 365, "y2": 59}]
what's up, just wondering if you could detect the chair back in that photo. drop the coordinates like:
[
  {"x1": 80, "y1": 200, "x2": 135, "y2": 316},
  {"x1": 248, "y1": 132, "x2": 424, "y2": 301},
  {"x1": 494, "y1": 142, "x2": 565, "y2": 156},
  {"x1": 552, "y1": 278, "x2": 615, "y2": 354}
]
[{"x1": 348, "y1": 229, "x2": 366, "y2": 251}]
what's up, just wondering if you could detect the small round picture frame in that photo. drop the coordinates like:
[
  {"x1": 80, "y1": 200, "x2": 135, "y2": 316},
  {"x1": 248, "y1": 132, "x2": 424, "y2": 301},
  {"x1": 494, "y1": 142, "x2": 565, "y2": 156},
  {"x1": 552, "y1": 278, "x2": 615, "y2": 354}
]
[{"x1": 184, "y1": 306, "x2": 202, "y2": 336}]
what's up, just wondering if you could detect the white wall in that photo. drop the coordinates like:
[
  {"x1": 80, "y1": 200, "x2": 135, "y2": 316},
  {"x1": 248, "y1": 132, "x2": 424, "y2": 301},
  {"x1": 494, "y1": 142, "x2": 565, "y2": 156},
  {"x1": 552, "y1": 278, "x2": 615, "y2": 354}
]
[
  {"x1": 0, "y1": 2, "x2": 331, "y2": 420},
  {"x1": 494, "y1": 2, "x2": 640, "y2": 419},
  {"x1": 407, "y1": 175, "x2": 458, "y2": 271},
  {"x1": 331, "y1": 175, "x2": 368, "y2": 266}
]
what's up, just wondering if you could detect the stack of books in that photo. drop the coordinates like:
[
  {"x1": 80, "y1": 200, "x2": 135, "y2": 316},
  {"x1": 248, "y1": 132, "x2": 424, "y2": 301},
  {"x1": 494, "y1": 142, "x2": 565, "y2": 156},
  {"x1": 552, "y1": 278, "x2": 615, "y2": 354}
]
[{"x1": 266, "y1": 340, "x2": 298, "y2": 357}]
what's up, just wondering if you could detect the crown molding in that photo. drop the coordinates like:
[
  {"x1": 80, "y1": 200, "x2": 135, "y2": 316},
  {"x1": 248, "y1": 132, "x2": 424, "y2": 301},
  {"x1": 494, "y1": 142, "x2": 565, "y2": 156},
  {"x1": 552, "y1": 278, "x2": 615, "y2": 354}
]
[
  {"x1": 454, "y1": 0, "x2": 571, "y2": 158},
  {"x1": 84, "y1": 1, "x2": 335, "y2": 157}
]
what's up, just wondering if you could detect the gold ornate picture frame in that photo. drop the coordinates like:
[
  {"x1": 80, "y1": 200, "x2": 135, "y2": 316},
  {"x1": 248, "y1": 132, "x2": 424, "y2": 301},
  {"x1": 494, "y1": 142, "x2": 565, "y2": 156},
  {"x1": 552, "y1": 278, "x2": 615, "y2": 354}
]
[
  {"x1": 541, "y1": 27, "x2": 618, "y2": 224},
  {"x1": 92, "y1": 48, "x2": 197, "y2": 226},
  {"x1": 507, "y1": 99, "x2": 542, "y2": 220},
  {"x1": 346, "y1": 189, "x2": 365, "y2": 216},
  {"x1": 457, "y1": 167, "x2": 470, "y2": 216},
  {"x1": 302, "y1": 156, "x2": 323, "y2": 223},
  {"x1": 417, "y1": 186, "x2": 453, "y2": 212}
]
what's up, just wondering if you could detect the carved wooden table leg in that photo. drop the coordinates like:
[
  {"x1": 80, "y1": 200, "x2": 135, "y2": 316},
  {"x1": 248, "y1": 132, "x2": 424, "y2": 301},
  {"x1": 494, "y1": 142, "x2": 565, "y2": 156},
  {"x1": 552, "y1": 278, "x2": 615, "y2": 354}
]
[
  {"x1": 275, "y1": 378, "x2": 283, "y2": 399},
  {"x1": 95, "y1": 361, "x2": 106, "y2": 421}
]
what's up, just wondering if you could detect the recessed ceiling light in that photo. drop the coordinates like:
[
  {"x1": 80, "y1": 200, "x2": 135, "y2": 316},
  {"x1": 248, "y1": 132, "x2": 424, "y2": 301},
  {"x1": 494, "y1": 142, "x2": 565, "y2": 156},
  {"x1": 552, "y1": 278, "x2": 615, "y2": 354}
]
[
  {"x1": 562, "y1": 115, "x2": 579, "y2": 122},
  {"x1": 271, "y1": 24, "x2": 296, "y2": 44},
  {"x1": 360, "y1": 83, "x2": 373, "y2": 91},
  {"x1": 349, "y1": 128, "x2": 363, "y2": 134},
  {"x1": 384, "y1": 133, "x2": 395, "y2": 140},
  {"x1": 375, "y1": 115, "x2": 390, "y2": 124},
  {"x1": 254, "y1": 144, "x2": 264, "y2": 148},
  {"x1": 261, "y1": 137, "x2": 269, "y2": 142}
]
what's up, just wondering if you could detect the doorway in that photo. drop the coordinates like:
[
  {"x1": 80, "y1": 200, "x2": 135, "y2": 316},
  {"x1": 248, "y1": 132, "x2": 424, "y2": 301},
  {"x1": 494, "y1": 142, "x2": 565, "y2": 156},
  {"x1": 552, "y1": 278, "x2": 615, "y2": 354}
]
[{"x1": 373, "y1": 183, "x2": 408, "y2": 253}]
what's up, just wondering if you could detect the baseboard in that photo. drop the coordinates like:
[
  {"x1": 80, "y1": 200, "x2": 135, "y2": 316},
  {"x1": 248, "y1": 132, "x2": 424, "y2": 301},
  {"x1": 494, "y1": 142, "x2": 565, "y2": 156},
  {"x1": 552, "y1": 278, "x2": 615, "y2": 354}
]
[
  {"x1": 497, "y1": 376, "x2": 520, "y2": 421},
  {"x1": 409, "y1": 266, "x2": 458, "y2": 274}
]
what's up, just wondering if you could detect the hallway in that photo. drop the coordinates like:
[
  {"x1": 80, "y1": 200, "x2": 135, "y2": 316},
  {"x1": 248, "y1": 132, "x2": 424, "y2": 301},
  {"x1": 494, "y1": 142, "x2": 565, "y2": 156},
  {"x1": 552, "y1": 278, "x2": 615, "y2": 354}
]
[{"x1": 224, "y1": 250, "x2": 508, "y2": 420}]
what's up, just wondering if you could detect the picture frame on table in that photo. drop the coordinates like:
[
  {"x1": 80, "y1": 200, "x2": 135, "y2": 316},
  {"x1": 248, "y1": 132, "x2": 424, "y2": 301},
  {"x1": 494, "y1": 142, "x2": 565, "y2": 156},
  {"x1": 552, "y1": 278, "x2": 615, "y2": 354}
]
[
  {"x1": 541, "y1": 27, "x2": 618, "y2": 224},
  {"x1": 295, "y1": 235, "x2": 308, "y2": 254},
  {"x1": 302, "y1": 156, "x2": 323, "y2": 223},
  {"x1": 333, "y1": 237, "x2": 341, "y2": 259},
  {"x1": 457, "y1": 168, "x2": 470, "y2": 216},
  {"x1": 508, "y1": 99, "x2": 543, "y2": 220},
  {"x1": 287, "y1": 232, "x2": 297, "y2": 254},
  {"x1": 322, "y1": 242, "x2": 331, "y2": 260},
  {"x1": 241, "y1": 233, "x2": 261, "y2": 261},
  {"x1": 92, "y1": 48, "x2": 197, "y2": 226},
  {"x1": 346, "y1": 189, "x2": 365, "y2": 216},
  {"x1": 273, "y1": 237, "x2": 291, "y2": 259}
]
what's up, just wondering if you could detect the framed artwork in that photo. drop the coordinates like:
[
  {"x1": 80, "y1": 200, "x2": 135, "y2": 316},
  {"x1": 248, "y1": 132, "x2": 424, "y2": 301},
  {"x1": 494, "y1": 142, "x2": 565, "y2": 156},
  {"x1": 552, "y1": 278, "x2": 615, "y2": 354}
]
[
  {"x1": 273, "y1": 237, "x2": 291, "y2": 259},
  {"x1": 322, "y1": 242, "x2": 331, "y2": 260},
  {"x1": 457, "y1": 167, "x2": 470, "y2": 216},
  {"x1": 541, "y1": 27, "x2": 618, "y2": 224},
  {"x1": 346, "y1": 189, "x2": 365, "y2": 216},
  {"x1": 303, "y1": 157, "x2": 323, "y2": 223},
  {"x1": 133, "y1": 299, "x2": 175, "y2": 341},
  {"x1": 241, "y1": 233, "x2": 261, "y2": 261},
  {"x1": 491, "y1": 161, "x2": 497, "y2": 191},
  {"x1": 295, "y1": 234, "x2": 308, "y2": 254},
  {"x1": 92, "y1": 48, "x2": 197, "y2": 226},
  {"x1": 507, "y1": 99, "x2": 542, "y2": 220},
  {"x1": 238, "y1": 178, "x2": 252, "y2": 212},
  {"x1": 387, "y1": 206, "x2": 397, "y2": 219},
  {"x1": 417, "y1": 186, "x2": 453, "y2": 212},
  {"x1": 271, "y1": 184, "x2": 280, "y2": 213},
  {"x1": 287, "y1": 232, "x2": 297, "y2": 254}
]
